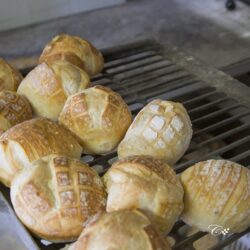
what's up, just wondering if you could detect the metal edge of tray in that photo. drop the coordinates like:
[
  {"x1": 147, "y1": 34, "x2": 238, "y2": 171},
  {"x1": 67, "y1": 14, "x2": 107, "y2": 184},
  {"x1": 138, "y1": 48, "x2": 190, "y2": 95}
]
[{"x1": 0, "y1": 191, "x2": 39, "y2": 250}]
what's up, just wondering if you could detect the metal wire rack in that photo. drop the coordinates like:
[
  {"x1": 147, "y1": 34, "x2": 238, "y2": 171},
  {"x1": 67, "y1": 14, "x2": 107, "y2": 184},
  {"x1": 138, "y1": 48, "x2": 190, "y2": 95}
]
[{"x1": 0, "y1": 39, "x2": 249, "y2": 250}]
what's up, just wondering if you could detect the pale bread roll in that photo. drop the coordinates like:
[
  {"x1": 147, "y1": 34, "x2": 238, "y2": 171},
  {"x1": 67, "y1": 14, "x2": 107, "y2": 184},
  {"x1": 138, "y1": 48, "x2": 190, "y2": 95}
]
[
  {"x1": 69, "y1": 210, "x2": 171, "y2": 250},
  {"x1": 11, "y1": 154, "x2": 106, "y2": 242},
  {"x1": 17, "y1": 61, "x2": 90, "y2": 121},
  {"x1": 118, "y1": 99, "x2": 192, "y2": 165},
  {"x1": 0, "y1": 117, "x2": 82, "y2": 187},
  {"x1": 59, "y1": 85, "x2": 132, "y2": 155},
  {"x1": 0, "y1": 58, "x2": 23, "y2": 92},
  {"x1": 39, "y1": 34, "x2": 104, "y2": 76},
  {"x1": 180, "y1": 159, "x2": 250, "y2": 233},
  {"x1": 0, "y1": 91, "x2": 32, "y2": 134},
  {"x1": 103, "y1": 155, "x2": 184, "y2": 233}
]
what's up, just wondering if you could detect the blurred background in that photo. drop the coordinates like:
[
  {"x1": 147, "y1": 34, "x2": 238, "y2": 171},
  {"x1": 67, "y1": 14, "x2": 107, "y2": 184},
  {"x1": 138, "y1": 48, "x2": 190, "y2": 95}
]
[{"x1": 0, "y1": 0, "x2": 249, "y2": 69}]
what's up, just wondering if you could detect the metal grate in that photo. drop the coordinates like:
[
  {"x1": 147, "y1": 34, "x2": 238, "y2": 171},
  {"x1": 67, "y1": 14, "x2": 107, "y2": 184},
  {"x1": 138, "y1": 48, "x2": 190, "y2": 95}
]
[{"x1": 1, "y1": 40, "x2": 250, "y2": 250}]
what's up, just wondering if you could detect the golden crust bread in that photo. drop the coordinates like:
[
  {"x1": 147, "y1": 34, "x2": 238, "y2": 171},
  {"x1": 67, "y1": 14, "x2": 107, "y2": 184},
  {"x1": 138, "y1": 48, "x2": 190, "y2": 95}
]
[
  {"x1": 0, "y1": 91, "x2": 32, "y2": 133},
  {"x1": 103, "y1": 155, "x2": 184, "y2": 233},
  {"x1": 118, "y1": 99, "x2": 192, "y2": 165},
  {"x1": 10, "y1": 154, "x2": 106, "y2": 242},
  {"x1": 180, "y1": 159, "x2": 250, "y2": 233},
  {"x1": 0, "y1": 58, "x2": 23, "y2": 91},
  {"x1": 59, "y1": 85, "x2": 132, "y2": 154},
  {"x1": 0, "y1": 117, "x2": 82, "y2": 186},
  {"x1": 69, "y1": 210, "x2": 171, "y2": 250},
  {"x1": 39, "y1": 34, "x2": 104, "y2": 76},
  {"x1": 17, "y1": 61, "x2": 90, "y2": 120}
]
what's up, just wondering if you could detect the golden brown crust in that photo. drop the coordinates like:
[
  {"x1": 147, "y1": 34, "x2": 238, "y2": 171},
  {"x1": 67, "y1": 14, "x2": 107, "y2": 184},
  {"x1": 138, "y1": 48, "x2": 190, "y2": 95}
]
[
  {"x1": 70, "y1": 210, "x2": 171, "y2": 250},
  {"x1": 103, "y1": 155, "x2": 184, "y2": 233},
  {"x1": 11, "y1": 154, "x2": 106, "y2": 242},
  {"x1": 0, "y1": 117, "x2": 82, "y2": 186},
  {"x1": 39, "y1": 34, "x2": 104, "y2": 76},
  {"x1": 59, "y1": 85, "x2": 132, "y2": 154},
  {"x1": 0, "y1": 91, "x2": 32, "y2": 133},
  {"x1": 0, "y1": 58, "x2": 23, "y2": 91},
  {"x1": 180, "y1": 159, "x2": 250, "y2": 233},
  {"x1": 17, "y1": 61, "x2": 90, "y2": 120},
  {"x1": 118, "y1": 99, "x2": 193, "y2": 165}
]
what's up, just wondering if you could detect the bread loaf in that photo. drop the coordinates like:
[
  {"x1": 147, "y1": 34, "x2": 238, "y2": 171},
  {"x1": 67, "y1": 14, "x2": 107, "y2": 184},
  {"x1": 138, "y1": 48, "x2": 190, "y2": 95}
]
[
  {"x1": 11, "y1": 154, "x2": 106, "y2": 242},
  {"x1": 0, "y1": 117, "x2": 82, "y2": 186},
  {"x1": 69, "y1": 210, "x2": 171, "y2": 250},
  {"x1": 39, "y1": 34, "x2": 103, "y2": 76},
  {"x1": 17, "y1": 61, "x2": 90, "y2": 120},
  {"x1": 59, "y1": 85, "x2": 132, "y2": 154},
  {"x1": 104, "y1": 155, "x2": 184, "y2": 233},
  {"x1": 180, "y1": 159, "x2": 250, "y2": 233},
  {"x1": 0, "y1": 91, "x2": 32, "y2": 135},
  {"x1": 118, "y1": 99, "x2": 192, "y2": 165},
  {"x1": 0, "y1": 58, "x2": 23, "y2": 91}
]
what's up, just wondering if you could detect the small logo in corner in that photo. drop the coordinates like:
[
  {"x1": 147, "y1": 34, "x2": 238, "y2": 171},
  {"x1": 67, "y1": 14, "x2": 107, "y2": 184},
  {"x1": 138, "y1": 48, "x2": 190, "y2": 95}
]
[{"x1": 208, "y1": 224, "x2": 230, "y2": 236}]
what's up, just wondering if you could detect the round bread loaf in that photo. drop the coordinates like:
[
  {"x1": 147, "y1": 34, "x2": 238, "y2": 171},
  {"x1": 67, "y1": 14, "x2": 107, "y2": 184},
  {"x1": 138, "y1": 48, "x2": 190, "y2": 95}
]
[
  {"x1": 0, "y1": 91, "x2": 32, "y2": 135},
  {"x1": 17, "y1": 61, "x2": 90, "y2": 120},
  {"x1": 39, "y1": 34, "x2": 104, "y2": 76},
  {"x1": 59, "y1": 85, "x2": 132, "y2": 155},
  {"x1": 0, "y1": 117, "x2": 82, "y2": 187},
  {"x1": 118, "y1": 99, "x2": 192, "y2": 165},
  {"x1": 180, "y1": 159, "x2": 250, "y2": 233},
  {"x1": 11, "y1": 154, "x2": 106, "y2": 242},
  {"x1": 0, "y1": 58, "x2": 23, "y2": 91},
  {"x1": 103, "y1": 155, "x2": 184, "y2": 233},
  {"x1": 69, "y1": 210, "x2": 171, "y2": 250}
]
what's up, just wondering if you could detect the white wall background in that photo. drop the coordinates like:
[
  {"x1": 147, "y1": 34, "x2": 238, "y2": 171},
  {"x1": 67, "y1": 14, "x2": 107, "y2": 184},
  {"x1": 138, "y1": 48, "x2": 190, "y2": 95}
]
[{"x1": 0, "y1": 0, "x2": 125, "y2": 31}]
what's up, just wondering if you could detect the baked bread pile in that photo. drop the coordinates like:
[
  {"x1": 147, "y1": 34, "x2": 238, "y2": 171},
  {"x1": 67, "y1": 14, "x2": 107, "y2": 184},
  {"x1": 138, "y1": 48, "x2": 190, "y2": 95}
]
[{"x1": 0, "y1": 34, "x2": 249, "y2": 249}]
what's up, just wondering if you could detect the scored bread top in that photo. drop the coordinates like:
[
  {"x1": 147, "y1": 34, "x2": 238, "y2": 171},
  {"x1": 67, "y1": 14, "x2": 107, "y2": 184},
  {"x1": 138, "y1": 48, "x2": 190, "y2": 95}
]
[
  {"x1": 112, "y1": 155, "x2": 181, "y2": 185},
  {"x1": 118, "y1": 99, "x2": 192, "y2": 165},
  {"x1": 180, "y1": 159, "x2": 250, "y2": 233},
  {"x1": 69, "y1": 210, "x2": 171, "y2": 250},
  {"x1": 39, "y1": 34, "x2": 104, "y2": 76},
  {"x1": 0, "y1": 58, "x2": 23, "y2": 91},
  {"x1": 17, "y1": 61, "x2": 90, "y2": 120},
  {"x1": 59, "y1": 85, "x2": 132, "y2": 154},
  {"x1": 11, "y1": 154, "x2": 106, "y2": 242},
  {"x1": 0, "y1": 117, "x2": 82, "y2": 161},
  {"x1": 0, "y1": 91, "x2": 32, "y2": 133},
  {"x1": 0, "y1": 117, "x2": 82, "y2": 186},
  {"x1": 104, "y1": 155, "x2": 184, "y2": 233}
]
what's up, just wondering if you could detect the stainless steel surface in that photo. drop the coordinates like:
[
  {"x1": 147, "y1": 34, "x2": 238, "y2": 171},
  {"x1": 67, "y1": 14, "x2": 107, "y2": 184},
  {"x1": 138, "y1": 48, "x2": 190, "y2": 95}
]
[
  {"x1": 0, "y1": 39, "x2": 249, "y2": 249},
  {"x1": 0, "y1": 192, "x2": 39, "y2": 250}
]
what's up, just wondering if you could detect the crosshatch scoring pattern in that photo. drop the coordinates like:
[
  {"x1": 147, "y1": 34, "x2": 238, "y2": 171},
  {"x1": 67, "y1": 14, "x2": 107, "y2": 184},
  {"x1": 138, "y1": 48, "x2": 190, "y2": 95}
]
[{"x1": 5, "y1": 41, "x2": 250, "y2": 249}]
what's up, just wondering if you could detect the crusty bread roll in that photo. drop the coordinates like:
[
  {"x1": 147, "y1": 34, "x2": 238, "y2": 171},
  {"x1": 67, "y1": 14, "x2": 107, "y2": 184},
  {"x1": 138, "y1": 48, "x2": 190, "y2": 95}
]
[
  {"x1": 0, "y1": 91, "x2": 32, "y2": 135},
  {"x1": 0, "y1": 117, "x2": 82, "y2": 187},
  {"x1": 103, "y1": 155, "x2": 184, "y2": 233},
  {"x1": 69, "y1": 210, "x2": 171, "y2": 250},
  {"x1": 180, "y1": 159, "x2": 250, "y2": 233},
  {"x1": 118, "y1": 99, "x2": 192, "y2": 165},
  {"x1": 59, "y1": 85, "x2": 132, "y2": 155},
  {"x1": 11, "y1": 154, "x2": 106, "y2": 242},
  {"x1": 17, "y1": 61, "x2": 90, "y2": 120},
  {"x1": 0, "y1": 58, "x2": 23, "y2": 91},
  {"x1": 39, "y1": 34, "x2": 104, "y2": 76}
]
